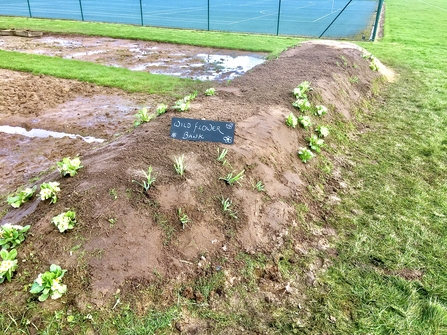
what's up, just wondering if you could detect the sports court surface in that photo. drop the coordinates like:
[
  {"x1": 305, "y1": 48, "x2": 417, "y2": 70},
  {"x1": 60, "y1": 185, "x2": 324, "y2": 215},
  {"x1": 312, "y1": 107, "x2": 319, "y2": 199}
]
[{"x1": 0, "y1": 0, "x2": 379, "y2": 38}]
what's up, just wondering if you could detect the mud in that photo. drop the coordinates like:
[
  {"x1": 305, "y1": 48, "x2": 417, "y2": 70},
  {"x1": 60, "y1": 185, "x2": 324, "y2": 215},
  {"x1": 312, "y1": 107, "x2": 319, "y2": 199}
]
[{"x1": 0, "y1": 36, "x2": 387, "y2": 332}]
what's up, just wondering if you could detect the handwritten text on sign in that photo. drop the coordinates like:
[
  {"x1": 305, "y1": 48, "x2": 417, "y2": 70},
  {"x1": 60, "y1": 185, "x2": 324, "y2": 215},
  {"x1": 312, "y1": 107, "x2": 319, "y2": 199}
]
[{"x1": 170, "y1": 117, "x2": 235, "y2": 144}]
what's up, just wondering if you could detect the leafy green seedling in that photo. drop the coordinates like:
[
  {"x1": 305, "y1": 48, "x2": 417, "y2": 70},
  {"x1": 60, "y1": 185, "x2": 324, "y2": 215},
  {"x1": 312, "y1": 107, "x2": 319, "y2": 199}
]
[
  {"x1": 174, "y1": 155, "x2": 186, "y2": 176},
  {"x1": 40, "y1": 182, "x2": 60, "y2": 204},
  {"x1": 52, "y1": 211, "x2": 77, "y2": 233},
  {"x1": 220, "y1": 170, "x2": 245, "y2": 186},
  {"x1": 298, "y1": 116, "x2": 312, "y2": 129},
  {"x1": 178, "y1": 208, "x2": 190, "y2": 229},
  {"x1": 184, "y1": 91, "x2": 198, "y2": 102},
  {"x1": 285, "y1": 112, "x2": 298, "y2": 128},
  {"x1": 292, "y1": 98, "x2": 312, "y2": 112},
  {"x1": 132, "y1": 166, "x2": 156, "y2": 192},
  {"x1": 293, "y1": 81, "x2": 312, "y2": 99},
  {"x1": 314, "y1": 105, "x2": 328, "y2": 117},
  {"x1": 315, "y1": 125, "x2": 330, "y2": 138},
  {"x1": 205, "y1": 88, "x2": 216, "y2": 96},
  {"x1": 57, "y1": 157, "x2": 83, "y2": 177},
  {"x1": 220, "y1": 196, "x2": 238, "y2": 219},
  {"x1": 134, "y1": 107, "x2": 156, "y2": 126},
  {"x1": 0, "y1": 224, "x2": 31, "y2": 250},
  {"x1": 308, "y1": 135, "x2": 324, "y2": 153},
  {"x1": 30, "y1": 264, "x2": 67, "y2": 301},
  {"x1": 0, "y1": 249, "x2": 18, "y2": 283},
  {"x1": 298, "y1": 147, "x2": 314, "y2": 163},
  {"x1": 252, "y1": 180, "x2": 265, "y2": 192},
  {"x1": 173, "y1": 99, "x2": 190, "y2": 112},
  {"x1": 7, "y1": 186, "x2": 36, "y2": 208},
  {"x1": 156, "y1": 103, "x2": 168, "y2": 115}
]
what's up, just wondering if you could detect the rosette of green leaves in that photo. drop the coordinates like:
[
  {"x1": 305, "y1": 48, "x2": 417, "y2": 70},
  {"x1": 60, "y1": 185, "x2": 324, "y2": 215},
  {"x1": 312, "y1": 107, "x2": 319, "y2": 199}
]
[
  {"x1": 0, "y1": 249, "x2": 18, "y2": 283},
  {"x1": 314, "y1": 105, "x2": 328, "y2": 117},
  {"x1": 315, "y1": 125, "x2": 330, "y2": 138},
  {"x1": 285, "y1": 112, "x2": 298, "y2": 128},
  {"x1": 134, "y1": 107, "x2": 156, "y2": 126},
  {"x1": 205, "y1": 88, "x2": 216, "y2": 96},
  {"x1": 293, "y1": 81, "x2": 312, "y2": 99},
  {"x1": 292, "y1": 98, "x2": 312, "y2": 112},
  {"x1": 57, "y1": 157, "x2": 83, "y2": 177},
  {"x1": 156, "y1": 103, "x2": 168, "y2": 115},
  {"x1": 298, "y1": 147, "x2": 314, "y2": 163},
  {"x1": 298, "y1": 116, "x2": 312, "y2": 129},
  {"x1": 52, "y1": 211, "x2": 77, "y2": 233},
  {"x1": 7, "y1": 186, "x2": 36, "y2": 208},
  {"x1": 173, "y1": 99, "x2": 190, "y2": 112},
  {"x1": 30, "y1": 264, "x2": 67, "y2": 301},
  {"x1": 0, "y1": 224, "x2": 31, "y2": 250},
  {"x1": 308, "y1": 135, "x2": 325, "y2": 153},
  {"x1": 39, "y1": 182, "x2": 60, "y2": 204}
]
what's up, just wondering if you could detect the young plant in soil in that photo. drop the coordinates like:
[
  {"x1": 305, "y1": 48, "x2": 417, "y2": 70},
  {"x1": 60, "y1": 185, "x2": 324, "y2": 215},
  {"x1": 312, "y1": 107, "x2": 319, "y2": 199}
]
[
  {"x1": 298, "y1": 115, "x2": 312, "y2": 129},
  {"x1": 220, "y1": 196, "x2": 238, "y2": 219},
  {"x1": 217, "y1": 148, "x2": 229, "y2": 166},
  {"x1": 285, "y1": 112, "x2": 298, "y2": 128},
  {"x1": 178, "y1": 208, "x2": 190, "y2": 229},
  {"x1": 173, "y1": 99, "x2": 190, "y2": 112},
  {"x1": 0, "y1": 224, "x2": 31, "y2": 250},
  {"x1": 30, "y1": 264, "x2": 67, "y2": 301},
  {"x1": 57, "y1": 157, "x2": 83, "y2": 177},
  {"x1": 52, "y1": 211, "x2": 77, "y2": 233},
  {"x1": 314, "y1": 105, "x2": 328, "y2": 117},
  {"x1": 132, "y1": 166, "x2": 156, "y2": 192},
  {"x1": 252, "y1": 180, "x2": 265, "y2": 192},
  {"x1": 39, "y1": 182, "x2": 60, "y2": 204},
  {"x1": 174, "y1": 155, "x2": 186, "y2": 176},
  {"x1": 205, "y1": 88, "x2": 216, "y2": 96},
  {"x1": 0, "y1": 248, "x2": 18, "y2": 283},
  {"x1": 134, "y1": 107, "x2": 156, "y2": 126},
  {"x1": 220, "y1": 170, "x2": 245, "y2": 186},
  {"x1": 298, "y1": 147, "x2": 314, "y2": 163},
  {"x1": 293, "y1": 98, "x2": 312, "y2": 112},
  {"x1": 293, "y1": 81, "x2": 312, "y2": 99},
  {"x1": 7, "y1": 186, "x2": 36, "y2": 208},
  {"x1": 315, "y1": 125, "x2": 330, "y2": 138},
  {"x1": 156, "y1": 103, "x2": 168, "y2": 115},
  {"x1": 307, "y1": 135, "x2": 325, "y2": 153}
]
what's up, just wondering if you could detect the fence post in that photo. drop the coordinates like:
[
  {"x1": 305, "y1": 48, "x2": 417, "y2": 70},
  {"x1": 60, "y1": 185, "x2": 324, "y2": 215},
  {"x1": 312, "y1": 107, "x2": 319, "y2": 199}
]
[
  {"x1": 78, "y1": 0, "x2": 84, "y2": 21},
  {"x1": 319, "y1": 0, "x2": 353, "y2": 38},
  {"x1": 26, "y1": 0, "x2": 32, "y2": 18},
  {"x1": 139, "y1": 0, "x2": 144, "y2": 26},
  {"x1": 371, "y1": 0, "x2": 384, "y2": 41},
  {"x1": 207, "y1": 0, "x2": 210, "y2": 31},
  {"x1": 276, "y1": 0, "x2": 282, "y2": 36}
]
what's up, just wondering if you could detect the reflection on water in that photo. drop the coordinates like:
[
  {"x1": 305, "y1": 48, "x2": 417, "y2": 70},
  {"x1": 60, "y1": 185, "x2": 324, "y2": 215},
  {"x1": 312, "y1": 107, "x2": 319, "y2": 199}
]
[{"x1": 0, "y1": 125, "x2": 104, "y2": 143}]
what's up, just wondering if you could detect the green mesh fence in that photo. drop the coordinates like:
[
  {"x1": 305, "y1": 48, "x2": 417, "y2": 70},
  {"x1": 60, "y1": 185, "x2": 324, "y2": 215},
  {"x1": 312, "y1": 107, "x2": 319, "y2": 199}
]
[{"x1": 0, "y1": 0, "x2": 384, "y2": 40}]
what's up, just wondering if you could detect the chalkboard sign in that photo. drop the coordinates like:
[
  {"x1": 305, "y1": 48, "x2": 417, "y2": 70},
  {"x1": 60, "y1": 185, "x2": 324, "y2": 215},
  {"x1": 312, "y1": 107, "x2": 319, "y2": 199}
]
[{"x1": 170, "y1": 117, "x2": 235, "y2": 144}]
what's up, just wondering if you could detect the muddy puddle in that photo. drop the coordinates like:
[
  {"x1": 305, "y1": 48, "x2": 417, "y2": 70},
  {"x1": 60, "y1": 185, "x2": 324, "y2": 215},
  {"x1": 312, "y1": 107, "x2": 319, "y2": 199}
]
[{"x1": 0, "y1": 34, "x2": 267, "y2": 81}]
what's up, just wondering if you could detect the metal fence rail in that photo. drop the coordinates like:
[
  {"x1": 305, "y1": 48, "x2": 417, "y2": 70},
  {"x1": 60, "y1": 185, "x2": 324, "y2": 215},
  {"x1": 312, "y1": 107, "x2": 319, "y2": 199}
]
[{"x1": 0, "y1": 0, "x2": 384, "y2": 40}]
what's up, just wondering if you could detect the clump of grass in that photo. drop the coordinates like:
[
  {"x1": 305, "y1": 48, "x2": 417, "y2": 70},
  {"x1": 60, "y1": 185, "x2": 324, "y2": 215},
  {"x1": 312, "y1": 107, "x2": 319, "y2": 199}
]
[
  {"x1": 132, "y1": 166, "x2": 156, "y2": 192},
  {"x1": 174, "y1": 155, "x2": 186, "y2": 176}
]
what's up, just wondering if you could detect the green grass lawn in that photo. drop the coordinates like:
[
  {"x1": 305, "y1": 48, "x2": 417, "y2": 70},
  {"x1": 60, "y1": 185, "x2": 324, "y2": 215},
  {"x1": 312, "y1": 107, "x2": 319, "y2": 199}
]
[
  {"x1": 1, "y1": 0, "x2": 447, "y2": 332},
  {"x1": 303, "y1": 0, "x2": 447, "y2": 333}
]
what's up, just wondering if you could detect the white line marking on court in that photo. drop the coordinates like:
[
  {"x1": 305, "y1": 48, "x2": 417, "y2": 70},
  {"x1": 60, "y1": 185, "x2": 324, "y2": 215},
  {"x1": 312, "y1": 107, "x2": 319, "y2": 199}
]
[
  {"x1": 228, "y1": 13, "x2": 275, "y2": 25},
  {"x1": 312, "y1": 1, "x2": 357, "y2": 22},
  {"x1": 419, "y1": 0, "x2": 447, "y2": 11}
]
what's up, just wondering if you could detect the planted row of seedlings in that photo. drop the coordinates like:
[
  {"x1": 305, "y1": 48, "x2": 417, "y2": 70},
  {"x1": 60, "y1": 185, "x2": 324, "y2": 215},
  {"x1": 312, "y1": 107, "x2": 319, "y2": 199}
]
[
  {"x1": 131, "y1": 146, "x2": 265, "y2": 229},
  {"x1": 133, "y1": 87, "x2": 216, "y2": 127},
  {"x1": 1, "y1": 157, "x2": 83, "y2": 300},
  {"x1": 285, "y1": 81, "x2": 330, "y2": 163},
  {"x1": 1, "y1": 87, "x2": 219, "y2": 297}
]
